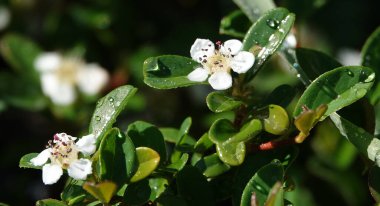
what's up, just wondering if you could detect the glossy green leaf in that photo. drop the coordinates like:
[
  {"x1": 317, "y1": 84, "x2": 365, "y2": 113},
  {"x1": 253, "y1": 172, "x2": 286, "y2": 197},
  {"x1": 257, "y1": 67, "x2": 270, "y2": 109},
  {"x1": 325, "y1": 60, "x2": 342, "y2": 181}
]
[
  {"x1": 206, "y1": 91, "x2": 243, "y2": 113},
  {"x1": 61, "y1": 183, "x2": 87, "y2": 206},
  {"x1": 98, "y1": 128, "x2": 137, "y2": 184},
  {"x1": 263, "y1": 105, "x2": 289, "y2": 135},
  {"x1": 130, "y1": 147, "x2": 160, "y2": 182},
  {"x1": 143, "y1": 55, "x2": 202, "y2": 89},
  {"x1": 232, "y1": 0, "x2": 275, "y2": 22},
  {"x1": 166, "y1": 153, "x2": 189, "y2": 171},
  {"x1": 362, "y1": 26, "x2": 380, "y2": 84},
  {"x1": 36, "y1": 199, "x2": 67, "y2": 206},
  {"x1": 243, "y1": 8, "x2": 295, "y2": 81},
  {"x1": 156, "y1": 195, "x2": 187, "y2": 206},
  {"x1": 220, "y1": 10, "x2": 250, "y2": 38},
  {"x1": 216, "y1": 141, "x2": 246, "y2": 166},
  {"x1": 209, "y1": 118, "x2": 262, "y2": 144},
  {"x1": 264, "y1": 84, "x2": 296, "y2": 108},
  {"x1": 19, "y1": 153, "x2": 40, "y2": 169},
  {"x1": 294, "y1": 104, "x2": 327, "y2": 138},
  {"x1": 89, "y1": 85, "x2": 137, "y2": 142},
  {"x1": 176, "y1": 165, "x2": 215, "y2": 206},
  {"x1": 159, "y1": 127, "x2": 196, "y2": 145},
  {"x1": 330, "y1": 113, "x2": 380, "y2": 167},
  {"x1": 369, "y1": 166, "x2": 380, "y2": 203},
  {"x1": 194, "y1": 133, "x2": 214, "y2": 153},
  {"x1": 0, "y1": 34, "x2": 41, "y2": 81},
  {"x1": 232, "y1": 147, "x2": 298, "y2": 205},
  {"x1": 126, "y1": 121, "x2": 167, "y2": 162},
  {"x1": 240, "y1": 161, "x2": 284, "y2": 206},
  {"x1": 296, "y1": 48, "x2": 342, "y2": 81},
  {"x1": 195, "y1": 153, "x2": 231, "y2": 178},
  {"x1": 83, "y1": 181, "x2": 117, "y2": 204},
  {"x1": 294, "y1": 66, "x2": 375, "y2": 119},
  {"x1": 171, "y1": 117, "x2": 193, "y2": 162}
]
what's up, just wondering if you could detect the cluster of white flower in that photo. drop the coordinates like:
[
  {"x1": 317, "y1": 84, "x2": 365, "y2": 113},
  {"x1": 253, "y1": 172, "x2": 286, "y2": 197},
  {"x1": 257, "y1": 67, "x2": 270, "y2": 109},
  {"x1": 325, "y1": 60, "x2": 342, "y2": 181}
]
[
  {"x1": 187, "y1": 39, "x2": 255, "y2": 90},
  {"x1": 34, "y1": 52, "x2": 109, "y2": 106},
  {"x1": 31, "y1": 133, "x2": 96, "y2": 185}
]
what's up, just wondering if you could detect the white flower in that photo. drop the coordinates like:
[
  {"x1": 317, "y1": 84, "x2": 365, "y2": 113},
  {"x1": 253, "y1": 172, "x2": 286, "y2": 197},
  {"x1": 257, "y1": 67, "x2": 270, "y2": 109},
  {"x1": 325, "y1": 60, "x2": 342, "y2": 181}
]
[
  {"x1": 34, "y1": 52, "x2": 109, "y2": 106},
  {"x1": 30, "y1": 133, "x2": 96, "y2": 185},
  {"x1": 187, "y1": 39, "x2": 255, "y2": 90},
  {"x1": 337, "y1": 48, "x2": 361, "y2": 66},
  {"x1": 0, "y1": 6, "x2": 10, "y2": 31}
]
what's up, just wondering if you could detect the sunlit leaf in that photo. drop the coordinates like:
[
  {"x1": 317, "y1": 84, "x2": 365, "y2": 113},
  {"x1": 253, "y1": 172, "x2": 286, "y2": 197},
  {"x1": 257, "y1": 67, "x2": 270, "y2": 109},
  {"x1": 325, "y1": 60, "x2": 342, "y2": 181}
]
[
  {"x1": 83, "y1": 181, "x2": 117, "y2": 204},
  {"x1": 130, "y1": 147, "x2": 160, "y2": 182}
]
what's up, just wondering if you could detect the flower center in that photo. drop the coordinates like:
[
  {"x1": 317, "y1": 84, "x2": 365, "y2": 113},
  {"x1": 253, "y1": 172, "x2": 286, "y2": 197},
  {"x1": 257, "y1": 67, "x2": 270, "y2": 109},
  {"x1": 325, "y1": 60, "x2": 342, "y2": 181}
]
[
  {"x1": 48, "y1": 133, "x2": 78, "y2": 169},
  {"x1": 56, "y1": 58, "x2": 81, "y2": 84},
  {"x1": 203, "y1": 51, "x2": 231, "y2": 74}
]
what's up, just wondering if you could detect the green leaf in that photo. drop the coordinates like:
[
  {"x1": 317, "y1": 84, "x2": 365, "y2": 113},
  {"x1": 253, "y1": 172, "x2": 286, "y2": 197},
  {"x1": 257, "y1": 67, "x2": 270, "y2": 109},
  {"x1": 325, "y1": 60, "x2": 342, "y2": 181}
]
[
  {"x1": 264, "y1": 182, "x2": 284, "y2": 206},
  {"x1": 148, "y1": 178, "x2": 169, "y2": 201},
  {"x1": 330, "y1": 113, "x2": 380, "y2": 167},
  {"x1": 294, "y1": 105, "x2": 327, "y2": 142},
  {"x1": 232, "y1": 147, "x2": 298, "y2": 205},
  {"x1": 123, "y1": 179, "x2": 150, "y2": 205},
  {"x1": 126, "y1": 121, "x2": 167, "y2": 162},
  {"x1": 61, "y1": 182, "x2": 87, "y2": 206},
  {"x1": 159, "y1": 127, "x2": 196, "y2": 145},
  {"x1": 98, "y1": 128, "x2": 137, "y2": 184},
  {"x1": 243, "y1": 8, "x2": 295, "y2": 81},
  {"x1": 369, "y1": 166, "x2": 380, "y2": 203},
  {"x1": 194, "y1": 133, "x2": 214, "y2": 153},
  {"x1": 143, "y1": 55, "x2": 202, "y2": 89},
  {"x1": 83, "y1": 181, "x2": 117, "y2": 204},
  {"x1": 194, "y1": 153, "x2": 231, "y2": 178},
  {"x1": 176, "y1": 165, "x2": 215, "y2": 206},
  {"x1": 206, "y1": 91, "x2": 244, "y2": 113},
  {"x1": 0, "y1": 34, "x2": 42, "y2": 81},
  {"x1": 156, "y1": 195, "x2": 187, "y2": 206},
  {"x1": 166, "y1": 153, "x2": 189, "y2": 171},
  {"x1": 263, "y1": 105, "x2": 289, "y2": 135},
  {"x1": 362, "y1": 26, "x2": 380, "y2": 84},
  {"x1": 295, "y1": 48, "x2": 342, "y2": 81},
  {"x1": 36, "y1": 199, "x2": 67, "y2": 206},
  {"x1": 130, "y1": 147, "x2": 160, "y2": 182},
  {"x1": 293, "y1": 66, "x2": 375, "y2": 119},
  {"x1": 216, "y1": 141, "x2": 246, "y2": 166},
  {"x1": 240, "y1": 161, "x2": 284, "y2": 206},
  {"x1": 19, "y1": 153, "x2": 40, "y2": 169},
  {"x1": 220, "y1": 10, "x2": 251, "y2": 38},
  {"x1": 209, "y1": 118, "x2": 262, "y2": 144},
  {"x1": 171, "y1": 117, "x2": 193, "y2": 162},
  {"x1": 232, "y1": 0, "x2": 275, "y2": 22},
  {"x1": 89, "y1": 85, "x2": 137, "y2": 142}
]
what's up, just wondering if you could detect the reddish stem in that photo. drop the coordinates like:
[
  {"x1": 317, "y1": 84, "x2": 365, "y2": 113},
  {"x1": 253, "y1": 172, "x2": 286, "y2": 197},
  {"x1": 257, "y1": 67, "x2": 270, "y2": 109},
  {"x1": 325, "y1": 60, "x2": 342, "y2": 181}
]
[{"x1": 252, "y1": 137, "x2": 297, "y2": 151}]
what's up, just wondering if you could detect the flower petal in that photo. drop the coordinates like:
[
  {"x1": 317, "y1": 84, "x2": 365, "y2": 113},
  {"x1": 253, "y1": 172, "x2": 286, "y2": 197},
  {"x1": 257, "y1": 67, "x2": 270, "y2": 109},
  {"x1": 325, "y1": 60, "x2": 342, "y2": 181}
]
[
  {"x1": 76, "y1": 134, "x2": 96, "y2": 156},
  {"x1": 220, "y1": 39, "x2": 243, "y2": 56},
  {"x1": 40, "y1": 73, "x2": 76, "y2": 105},
  {"x1": 31, "y1": 149, "x2": 51, "y2": 166},
  {"x1": 230, "y1": 51, "x2": 255, "y2": 74},
  {"x1": 190, "y1": 39, "x2": 215, "y2": 63},
  {"x1": 76, "y1": 63, "x2": 109, "y2": 96},
  {"x1": 187, "y1": 67, "x2": 209, "y2": 82},
  {"x1": 68, "y1": 159, "x2": 92, "y2": 180},
  {"x1": 208, "y1": 71, "x2": 232, "y2": 90},
  {"x1": 284, "y1": 33, "x2": 297, "y2": 48},
  {"x1": 34, "y1": 52, "x2": 62, "y2": 72},
  {"x1": 0, "y1": 6, "x2": 10, "y2": 31},
  {"x1": 42, "y1": 164, "x2": 63, "y2": 185}
]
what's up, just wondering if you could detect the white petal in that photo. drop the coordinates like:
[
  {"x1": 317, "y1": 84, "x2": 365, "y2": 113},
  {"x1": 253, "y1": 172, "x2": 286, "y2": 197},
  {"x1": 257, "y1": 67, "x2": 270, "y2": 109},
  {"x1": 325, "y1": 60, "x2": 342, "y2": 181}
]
[
  {"x1": 42, "y1": 164, "x2": 63, "y2": 185},
  {"x1": 187, "y1": 67, "x2": 209, "y2": 82},
  {"x1": 230, "y1": 51, "x2": 255, "y2": 74},
  {"x1": 208, "y1": 71, "x2": 232, "y2": 90},
  {"x1": 34, "y1": 52, "x2": 62, "y2": 72},
  {"x1": 0, "y1": 6, "x2": 10, "y2": 31},
  {"x1": 190, "y1": 39, "x2": 215, "y2": 63},
  {"x1": 220, "y1": 39, "x2": 243, "y2": 55},
  {"x1": 31, "y1": 149, "x2": 51, "y2": 166},
  {"x1": 76, "y1": 134, "x2": 96, "y2": 156},
  {"x1": 68, "y1": 159, "x2": 92, "y2": 180},
  {"x1": 76, "y1": 64, "x2": 109, "y2": 96},
  {"x1": 40, "y1": 73, "x2": 76, "y2": 105}
]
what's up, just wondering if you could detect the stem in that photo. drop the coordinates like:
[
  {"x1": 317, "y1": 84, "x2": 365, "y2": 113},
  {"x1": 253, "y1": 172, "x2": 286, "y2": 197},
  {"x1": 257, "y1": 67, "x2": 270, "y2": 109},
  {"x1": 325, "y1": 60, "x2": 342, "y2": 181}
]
[{"x1": 251, "y1": 136, "x2": 297, "y2": 151}]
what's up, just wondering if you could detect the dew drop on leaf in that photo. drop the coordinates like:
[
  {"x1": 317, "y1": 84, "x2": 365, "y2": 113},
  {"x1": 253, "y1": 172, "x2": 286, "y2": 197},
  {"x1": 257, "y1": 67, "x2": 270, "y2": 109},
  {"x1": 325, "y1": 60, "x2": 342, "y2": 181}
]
[
  {"x1": 95, "y1": 116, "x2": 101, "y2": 121},
  {"x1": 108, "y1": 97, "x2": 114, "y2": 102},
  {"x1": 266, "y1": 19, "x2": 279, "y2": 29},
  {"x1": 345, "y1": 69, "x2": 354, "y2": 77}
]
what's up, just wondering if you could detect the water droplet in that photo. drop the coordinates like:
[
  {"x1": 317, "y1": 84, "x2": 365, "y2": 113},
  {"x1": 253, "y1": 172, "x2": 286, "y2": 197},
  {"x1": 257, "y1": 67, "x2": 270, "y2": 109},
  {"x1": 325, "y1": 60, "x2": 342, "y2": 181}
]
[
  {"x1": 364, "y1": 73, "x2": 375, "y2": 83},
  {"x1": 266, "y1": 19, "x2": 279, "y2": 29},
  {"x1": 95, "y1": 116, "x2": 101, "y2": 121},
  {"x1": 97, "y1": 99, "x2": 103, "y2": 107},
  {"x1": 296, "y1": 74, "x2": 301, "y2": 78},
  {"x1": 359, "y1": 70, "x2": 371, "y2": 82},
  {"x1": 108, "y1": 97, "x2": 114, "y2": 102},
  {"x1": 293, "y1": 63, "x2": 300, "y2": 69},
  {"x1": 345, "y1": 69, "x2": 354, "y2": 77}
]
